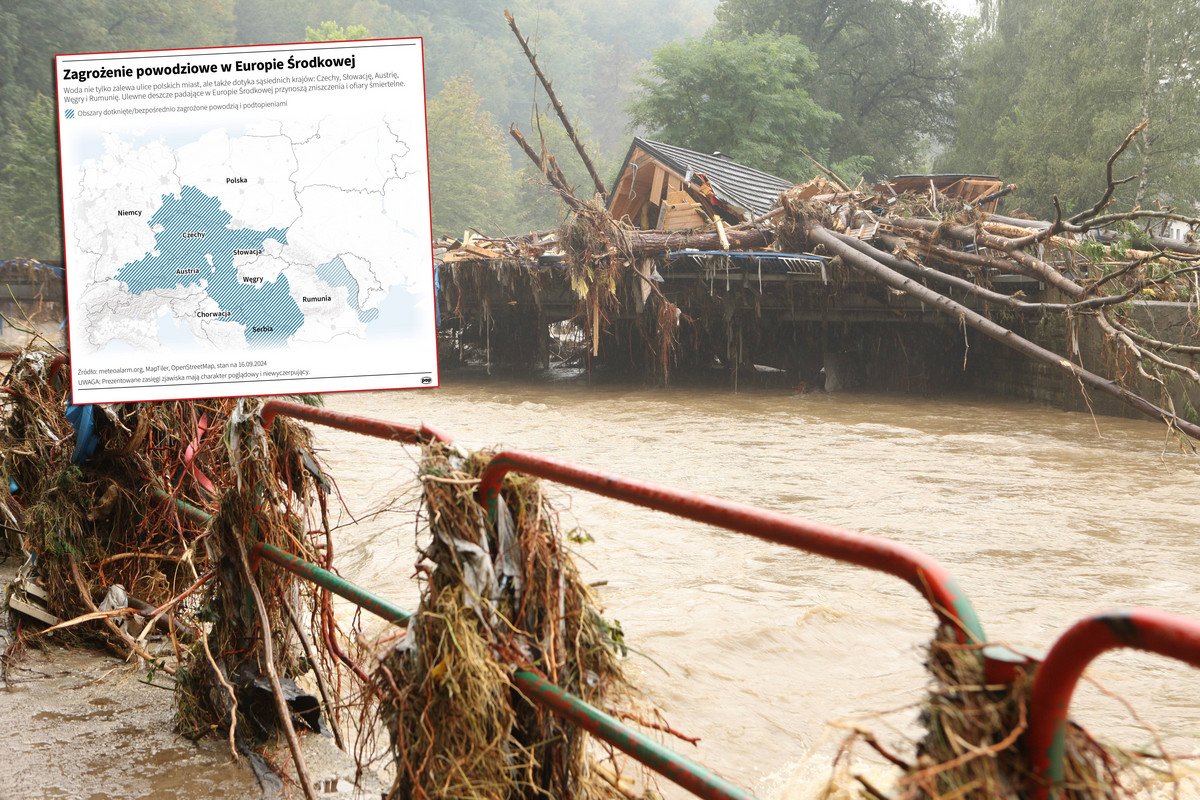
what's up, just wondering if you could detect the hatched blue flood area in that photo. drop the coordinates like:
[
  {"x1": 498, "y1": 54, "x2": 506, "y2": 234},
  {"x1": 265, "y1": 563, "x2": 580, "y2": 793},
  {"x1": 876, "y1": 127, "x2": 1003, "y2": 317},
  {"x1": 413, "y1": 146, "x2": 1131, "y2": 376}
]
[
  {"x1": 115, "y1": 186, "x2": 304, "y2": 347},
  {"x1": 316, "y1": 257, "x2": 380, "y2": 323}
]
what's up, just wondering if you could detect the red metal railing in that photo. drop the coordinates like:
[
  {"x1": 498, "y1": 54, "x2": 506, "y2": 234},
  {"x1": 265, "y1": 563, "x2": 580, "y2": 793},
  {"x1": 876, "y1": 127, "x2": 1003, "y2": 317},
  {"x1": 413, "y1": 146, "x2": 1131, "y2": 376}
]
[
  {"x1": 260, "y1": 398, "x2": 453, "y2": 445},
  {"x1": 9, "y1": 351, "x2": 1199, "y2": 799},
  {"x1": 1025, "y1": 609, "x2": 1200, "y2": 800},
  {"x1": 477, "y1": 450, "x2": 986, "y2": 645},
  {"x1": 255, "y1": 401, "x2": 991, "y2": 798}
]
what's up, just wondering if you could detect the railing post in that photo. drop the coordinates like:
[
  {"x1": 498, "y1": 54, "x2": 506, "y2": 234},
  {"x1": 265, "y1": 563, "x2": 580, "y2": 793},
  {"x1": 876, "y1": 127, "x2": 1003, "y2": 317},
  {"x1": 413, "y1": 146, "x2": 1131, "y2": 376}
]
[{"x1": 1026, "y1": 609, "x2": 1200, "y2": 800}]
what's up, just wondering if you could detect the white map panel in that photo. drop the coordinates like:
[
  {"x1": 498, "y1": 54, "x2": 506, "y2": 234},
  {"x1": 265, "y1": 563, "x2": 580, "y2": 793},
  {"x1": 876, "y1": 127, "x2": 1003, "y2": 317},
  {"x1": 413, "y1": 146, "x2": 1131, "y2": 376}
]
[{"x1": 56, "y1": 39, "x2": 437, "y2": 402}]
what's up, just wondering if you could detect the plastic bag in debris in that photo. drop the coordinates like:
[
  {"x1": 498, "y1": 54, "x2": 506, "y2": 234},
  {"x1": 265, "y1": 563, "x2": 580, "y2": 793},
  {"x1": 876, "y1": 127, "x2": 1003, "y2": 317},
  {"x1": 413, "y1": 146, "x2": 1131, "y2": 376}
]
[
  {"x1": 493, "y1": 501, "x2": 523, "y2": 599},
  {"x1": 98, "y1": 583, "x2": 145, "y2": 637},
  {"x1": 437, "y1": 525, "x2": 500, "y2": 611},
  {"x1": 97, "y1": 583, "x2": 129, "y2": 613},
  {"x1": 242, "y1": 673, "x2": 328, "y2": 739},
  {"x1": 65, "y1": 403, "x2": 99, "y2": 465}
]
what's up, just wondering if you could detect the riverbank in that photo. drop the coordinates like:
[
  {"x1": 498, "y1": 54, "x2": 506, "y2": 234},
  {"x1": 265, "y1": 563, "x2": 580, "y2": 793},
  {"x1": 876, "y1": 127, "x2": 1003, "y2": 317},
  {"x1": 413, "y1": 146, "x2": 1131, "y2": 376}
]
[{"x1": 0, "y1": 561, "x2": 386, "y2": 800}]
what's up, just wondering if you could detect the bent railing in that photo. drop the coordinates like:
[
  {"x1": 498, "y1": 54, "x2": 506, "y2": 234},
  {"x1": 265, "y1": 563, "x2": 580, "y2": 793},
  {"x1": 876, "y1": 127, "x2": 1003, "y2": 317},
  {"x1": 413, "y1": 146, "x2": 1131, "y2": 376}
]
[
  {"x1": 477, "y1": 450, "x2": 985, "y2": 645},
  {"x1": 1026, "y1": 609, "x2": 1200, "y2": 800}
]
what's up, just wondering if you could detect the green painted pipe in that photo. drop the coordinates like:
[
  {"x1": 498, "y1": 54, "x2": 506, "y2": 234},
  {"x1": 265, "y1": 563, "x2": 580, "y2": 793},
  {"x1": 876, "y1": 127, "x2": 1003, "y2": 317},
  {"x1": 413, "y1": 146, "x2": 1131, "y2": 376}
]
[
  {"x1": 253, "y1": 542, "x2": 411, "y2": 625},
  {"x1": 512, "y1": 669, "x2": 758, "y2": 800},
  {"x1": 253, "y1": 543, "x2": 755, "y2": 800},
  {"x1": 152, "y1": 489, "x2": 211, "y2": 525},
  {"x1": 151, "y1": 492, "x2": 757, "y2": 800}
]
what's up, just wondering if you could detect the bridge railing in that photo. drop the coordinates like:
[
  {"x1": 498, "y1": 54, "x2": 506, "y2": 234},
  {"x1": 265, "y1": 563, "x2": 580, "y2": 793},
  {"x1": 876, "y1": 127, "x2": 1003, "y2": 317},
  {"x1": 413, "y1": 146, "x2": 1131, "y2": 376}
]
[
  {"x1": 8, "y1": 361, "x2": 1200, "y2": 799},
  {"x1": 1025, "y1": 609, "x2": 1200, "y2": 800},
  {"x1": 257, "y1": 400, "x2": 1200, "y2": 800},
  {"x1": 251, "y1": 400, "x2": 996, "y2": 799}
]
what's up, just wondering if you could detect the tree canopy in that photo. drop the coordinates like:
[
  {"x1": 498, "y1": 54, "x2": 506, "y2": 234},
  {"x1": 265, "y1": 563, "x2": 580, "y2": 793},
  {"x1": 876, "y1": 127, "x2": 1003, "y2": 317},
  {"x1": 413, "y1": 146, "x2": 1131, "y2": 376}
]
[
  {"x1": 628, "y1": 32, "x2": 839, "y2": 182},
  {"x1": 941, "y1": 0, "x2": 1200, "y2": 218},
  {"x1": 4, "y1": 0, "x2": 1198, "y2": 258},
  {"x1": 426, "y1": 77, "x2": 524, "y2": 238},
  {"x1": 713, "y1": 0, "x2": 964, "y2": 177},
  {"x1": 0, "y1": 0, "x2": 717, "y2": 257}
]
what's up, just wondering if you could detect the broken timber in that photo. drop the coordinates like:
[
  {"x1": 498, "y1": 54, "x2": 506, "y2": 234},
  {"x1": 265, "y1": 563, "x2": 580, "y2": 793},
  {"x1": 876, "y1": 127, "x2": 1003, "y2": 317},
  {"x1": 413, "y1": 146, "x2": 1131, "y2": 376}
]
[{"x1": 444, "y1": 105, "x2": 1200, "y2": 443}]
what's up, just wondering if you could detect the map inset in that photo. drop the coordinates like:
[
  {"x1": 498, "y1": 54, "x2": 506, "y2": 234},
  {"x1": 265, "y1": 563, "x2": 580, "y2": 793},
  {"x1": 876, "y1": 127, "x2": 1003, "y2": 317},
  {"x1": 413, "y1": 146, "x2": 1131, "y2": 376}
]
[
  {"x1": 116, "y1": 186, "x2": 300, "y2": 346},
  {"x1": 72, "y1": 118, "x2": 426, "y2": 356},
  {"x1": 58, "y1": 39, "x2": 436, "y2": 402}
]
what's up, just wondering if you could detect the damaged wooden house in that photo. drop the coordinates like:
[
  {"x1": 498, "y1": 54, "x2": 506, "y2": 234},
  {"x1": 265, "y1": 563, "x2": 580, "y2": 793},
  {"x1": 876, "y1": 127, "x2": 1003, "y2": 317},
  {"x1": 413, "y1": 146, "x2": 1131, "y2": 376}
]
[
  {"x1": 434, "y1": 132, "x2": 1199, "y2": 434},
  {"x1": 438, "y1": 137, "x2": 1014, "y2": 391}
]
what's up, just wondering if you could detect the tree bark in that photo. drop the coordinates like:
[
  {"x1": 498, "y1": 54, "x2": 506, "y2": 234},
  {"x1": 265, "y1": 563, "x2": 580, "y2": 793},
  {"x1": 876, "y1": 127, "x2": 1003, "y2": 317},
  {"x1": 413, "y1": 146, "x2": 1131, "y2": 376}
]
[
  {"x1": 809, "y1": 224, "x2": 1200, "y2": 442},
  {"x1": 625, "y1": 226, "x2": 774, "y2": 257}
]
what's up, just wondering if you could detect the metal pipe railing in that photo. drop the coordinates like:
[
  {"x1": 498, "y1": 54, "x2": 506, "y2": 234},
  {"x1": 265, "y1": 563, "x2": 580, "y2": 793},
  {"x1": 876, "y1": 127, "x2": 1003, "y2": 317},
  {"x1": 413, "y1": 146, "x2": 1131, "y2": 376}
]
[
  {"x1": 252, "y1": 541, "x2": 412, "y2": 625},
  {"x1": 53, "y1": 389, "x2": 1200, "y2": 798},
  {"x1": 165, "y1": 482, "x2": 759, "y2": 800},
  {"x1": 152, "y1": 488, "x2": 212, "y2": 525},
  {"x1": 260, "y1": 399, "x2": 452, "y2": 445},
  {"x1": 250, "y1": 541, "x2": 758, "y2": 800},
  {"x1": 477, "y1": 450, "x2": 986, "y2": 645},
  {"x1": 1025, "y1": 609, "x2": 1200, "y2": 800}
]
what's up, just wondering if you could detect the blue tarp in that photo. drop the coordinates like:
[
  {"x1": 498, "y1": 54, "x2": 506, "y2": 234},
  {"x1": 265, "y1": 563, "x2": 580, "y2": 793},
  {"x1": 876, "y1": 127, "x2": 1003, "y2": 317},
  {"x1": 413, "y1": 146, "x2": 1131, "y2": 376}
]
[{"x1": 65, "y1": 404, "x2": 99, "y2": 465}]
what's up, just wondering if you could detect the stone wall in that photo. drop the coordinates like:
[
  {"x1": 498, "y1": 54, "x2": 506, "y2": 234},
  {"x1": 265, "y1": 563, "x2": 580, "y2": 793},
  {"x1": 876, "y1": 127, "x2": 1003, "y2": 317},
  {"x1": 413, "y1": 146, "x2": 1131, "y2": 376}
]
[{"x1": 965, "y1": 300, "x2": 1200, "y2": 424}]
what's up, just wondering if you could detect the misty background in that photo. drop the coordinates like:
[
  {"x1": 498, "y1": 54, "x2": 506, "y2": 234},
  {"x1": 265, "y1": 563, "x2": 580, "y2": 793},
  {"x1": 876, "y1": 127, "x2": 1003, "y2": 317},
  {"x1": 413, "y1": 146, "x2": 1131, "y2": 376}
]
[{"x1": 2, "y1": 0, "x2": 1197, "y2": 259}]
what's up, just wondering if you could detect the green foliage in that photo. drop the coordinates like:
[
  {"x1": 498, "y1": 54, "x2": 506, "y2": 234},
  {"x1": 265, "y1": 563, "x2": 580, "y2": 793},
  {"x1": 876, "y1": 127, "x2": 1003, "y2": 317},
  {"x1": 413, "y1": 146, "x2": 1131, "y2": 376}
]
[
  {"x1": 0, "y1": 94, "x2": 62, "y2": 259},
  {"x1": 0, "y1": 0, "x2": 235, "y2": 259},
  {"x1": 426, "y1": 76, "x2": 524, "y2": 238},
  {"x1": 305, "y1": 20, "x2": 370, "y2": 41},
  {"x1": 1117, "y1": 220, "x2": 1153, "y2": 249},
  {"x1": 714, "y1": 0, "x2": 965, "y2": 177},
  {"x1": 1075, "y1": 239, "x2": 1108, "y2": 263},
  {"x1": 1184, "y1": 396, "x2": 1199, "y2": 426},
  {"x1": 628, "y1": 32, "x2": 838, "y2": 182},
  {"x1": 942, "y1": 0, "x2": 1200, "y2": 219},
  {"x1": 235, "y1": 0, "x2": 429, "y2": 46},
  {"x1": 589, "y1": 611, "x2": 628, "y2": 657}
]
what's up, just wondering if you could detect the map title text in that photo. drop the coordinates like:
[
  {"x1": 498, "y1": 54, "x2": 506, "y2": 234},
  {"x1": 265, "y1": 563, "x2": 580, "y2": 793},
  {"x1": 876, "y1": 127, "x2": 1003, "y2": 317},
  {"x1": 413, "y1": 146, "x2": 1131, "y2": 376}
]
[{"x1": 61, "y1": 53, "x2": 358, "y2": 84}]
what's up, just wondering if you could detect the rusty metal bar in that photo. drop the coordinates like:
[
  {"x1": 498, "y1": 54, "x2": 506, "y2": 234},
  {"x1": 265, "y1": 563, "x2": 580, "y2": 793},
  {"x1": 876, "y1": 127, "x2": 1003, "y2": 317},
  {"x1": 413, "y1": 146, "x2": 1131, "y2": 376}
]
[
  {"x1": 1026, "y1": 609, "x2": 1200, "y2": 800},
  {"x1": 477, "y1": 450, "x2": 985, "y2": 645},
  {"x1": 259, "y1": 398, "x2": 452, "y2": 445}
]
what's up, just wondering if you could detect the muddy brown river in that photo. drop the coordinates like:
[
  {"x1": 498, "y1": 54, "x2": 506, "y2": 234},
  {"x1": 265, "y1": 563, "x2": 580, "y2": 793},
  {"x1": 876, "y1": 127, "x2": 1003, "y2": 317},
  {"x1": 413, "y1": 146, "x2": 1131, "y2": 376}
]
[{"x1": 311, "y1": 375, "x2": 1200, "y2": 797}]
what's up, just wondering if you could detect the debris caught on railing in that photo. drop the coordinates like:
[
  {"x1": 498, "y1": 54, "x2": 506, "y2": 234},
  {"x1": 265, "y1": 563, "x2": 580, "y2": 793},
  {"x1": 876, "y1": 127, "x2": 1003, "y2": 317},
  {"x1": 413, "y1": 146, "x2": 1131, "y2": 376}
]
[
  {"x1": 4, "y1": 347, "x2": 1200, "y2": 800},
  {"x1": 0, "y1": 356, "x2": 345, "y2": 800},
  {"x1": 370, "y1": 441, "x2": 652, "y2": 800},
  {"x1": 823, "y1": 628, "x2": 1194, "y2": 800}
]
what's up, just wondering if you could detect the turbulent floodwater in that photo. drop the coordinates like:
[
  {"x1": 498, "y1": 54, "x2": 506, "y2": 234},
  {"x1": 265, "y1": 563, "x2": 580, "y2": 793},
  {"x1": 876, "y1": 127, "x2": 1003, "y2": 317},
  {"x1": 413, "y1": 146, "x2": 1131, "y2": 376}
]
[{"x1": 312, "y1": 375, "x2": 1200, "y2": 797}]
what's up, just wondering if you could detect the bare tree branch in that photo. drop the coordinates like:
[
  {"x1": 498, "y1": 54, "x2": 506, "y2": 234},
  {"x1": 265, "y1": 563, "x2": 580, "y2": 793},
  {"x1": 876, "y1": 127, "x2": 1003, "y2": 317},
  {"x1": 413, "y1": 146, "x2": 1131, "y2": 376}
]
[{"x1": 505, "y1": 10, "x2": 609, "y2": 202}]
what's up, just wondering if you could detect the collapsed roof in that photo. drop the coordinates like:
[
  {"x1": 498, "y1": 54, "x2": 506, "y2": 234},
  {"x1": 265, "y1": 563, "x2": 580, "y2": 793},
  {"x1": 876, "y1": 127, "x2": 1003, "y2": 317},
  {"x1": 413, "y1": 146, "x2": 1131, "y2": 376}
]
[{"x1": 608, "y1": 137, "x2": 796, "y2": 229}]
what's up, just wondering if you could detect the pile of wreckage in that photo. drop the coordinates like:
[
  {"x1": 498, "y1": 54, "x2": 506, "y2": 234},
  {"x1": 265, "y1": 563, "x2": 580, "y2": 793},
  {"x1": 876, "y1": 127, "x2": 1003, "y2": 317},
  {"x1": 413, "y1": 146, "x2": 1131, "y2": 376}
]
[{"x1": 435, "y1": 25, "x2": 1199, "y2": 444}]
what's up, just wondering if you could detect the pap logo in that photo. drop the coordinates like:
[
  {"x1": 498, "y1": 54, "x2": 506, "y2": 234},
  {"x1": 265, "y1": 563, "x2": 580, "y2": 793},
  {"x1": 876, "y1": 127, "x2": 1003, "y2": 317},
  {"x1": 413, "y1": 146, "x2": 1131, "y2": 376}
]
[{"x1": 421, "y1": 376, "x2": 432, "y2": 385}]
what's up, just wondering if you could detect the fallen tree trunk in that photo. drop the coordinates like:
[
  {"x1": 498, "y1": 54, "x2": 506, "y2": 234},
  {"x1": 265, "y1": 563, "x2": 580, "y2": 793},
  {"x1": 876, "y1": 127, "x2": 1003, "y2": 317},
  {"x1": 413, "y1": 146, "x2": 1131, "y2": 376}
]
[
  {"x1": 624, "y1": 225, "x2": 774, "y2": 257},
  {"x1": 987, "y1": 213, "x2": 1200, "y2": 257},
  {"x1": 887, "y1": 217, "x2": 1088, "y2": 297},
  {"x1": 809, "y1": 224, "x2": 1200, "y2": 442}
]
